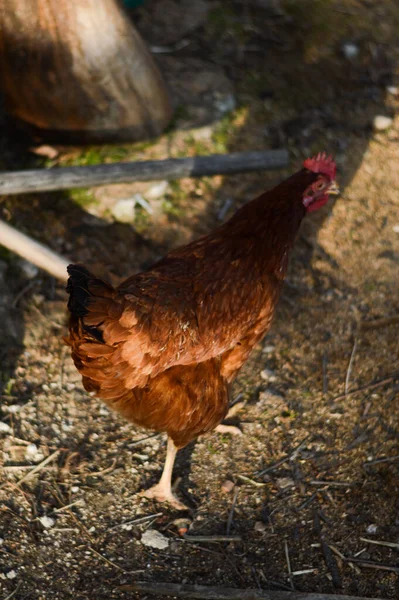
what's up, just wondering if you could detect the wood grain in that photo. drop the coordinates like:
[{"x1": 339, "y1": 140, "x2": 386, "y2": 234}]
[
  {"x1": 0, "y1": 0, "x2": 172, "y2": 141},
  {"x1": 0, "y1": 150, "x2": 289, "y2": 195}
]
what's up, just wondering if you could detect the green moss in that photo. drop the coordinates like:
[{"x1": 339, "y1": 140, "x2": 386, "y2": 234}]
[
  {"x1": 212, "y1": 113, "x2": 236, "y2": 153},
  {"x1": 69, "y1": 187, "x2": 97, "y2": 209},
  {"x1": 3, "y1": 378, "x2": 15, "y2": 396}
]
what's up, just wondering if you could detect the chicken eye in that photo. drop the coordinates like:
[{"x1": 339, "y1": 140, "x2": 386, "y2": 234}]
[{"x1": 315, "y1": 180, "x2": 325, "y2": 191}]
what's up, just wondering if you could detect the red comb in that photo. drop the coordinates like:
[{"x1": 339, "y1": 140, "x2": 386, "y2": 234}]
[{"x1": 303, "y1": 152, "x2": 336, "y2": 180}]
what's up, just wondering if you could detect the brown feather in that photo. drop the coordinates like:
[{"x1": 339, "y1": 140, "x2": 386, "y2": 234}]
[{"x1": 65, "y1": 168, "x2": 320, "y2": 447}]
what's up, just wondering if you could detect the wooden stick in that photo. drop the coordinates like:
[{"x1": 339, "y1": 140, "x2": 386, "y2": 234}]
[
  {"x1": 0, "y1": 150, "x2": 289, "y2": 196},
  {"x1": 0, "y1": 449, "x2": 61, "y2": 490},
  {"x1": 332, "y1": 375, "x2": 396, "y2": 402},
  {"x1": 118, "y1": 581, "x2": 383, "y2": 600},
  {"x1": 183, "y1": 535, "x2": 242, "y2": 543},
  {"x1": 0, "y1": 220, "x2": 69, "y2": 281}
]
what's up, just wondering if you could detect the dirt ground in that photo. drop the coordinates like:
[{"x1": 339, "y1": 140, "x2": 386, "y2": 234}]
[{"x1": 1, "y1": 1, "x2": 399, "y2": 599}]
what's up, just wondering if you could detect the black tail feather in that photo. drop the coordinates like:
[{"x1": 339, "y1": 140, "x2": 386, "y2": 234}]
[{"x1": 66, "y1": 264, "x2": 94, "y2": 317}]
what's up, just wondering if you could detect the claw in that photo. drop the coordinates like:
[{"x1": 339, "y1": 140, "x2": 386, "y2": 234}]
[
  {"x1": 215, "y1": 424, "x2": 243, "y2": 436},
  {"x1": 140, "y1": 484, "x2": 189, "y2": 511}
]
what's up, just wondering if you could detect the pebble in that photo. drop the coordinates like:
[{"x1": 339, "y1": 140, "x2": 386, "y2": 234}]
[
  {"x1": 262, "y1": 345, "x2": 275, "y2": 354},
  {"x1": 0, "y1": 421, "x2": 11, "y2": 433},
  {"x1": 39, "y1": 516, "x2": 55, "y2": 529},
  {"x1": 260, "y1": 369, "x2": 277, "y2": 382},
  {"x1": 6, "y1": 570, "x2": 17, "y2": 580},
  {"x1": 172, "y1": 518, "x2": 191, "y2": 536},
  {"x1": 276, "y1": 477, "x2": 295, "y2": 490},
  {"x1": 221, "y1": 479, "x2": 235, "y2": 493},
  {"x1": 141, "y1": 529, "x2": 169, "y2": 550},
  {"x1": 111, "y1": 198, "x2": 136, "y2": 223},
  {"x1": 342, "y1": 42, "x2": 359, "y2": 60},
  {"x1": 25, "y1": 444, "x2": 45, "y2": 463},
  {"x1": 2, "y1": 404, "x2": 21, "y2": 414},
  {"x1": 386, "y1": 86, "x2": 398, "y2": 96},
  {"x1": 373, "y1": 115, "x2": 393, "y2": 132},
  {"x1": 393, "y1": 225, "x2": 399, "y2": 233},
  {"x1": 145, "y1": 181, "x2": 169, "y2": 200},
  {"x1": 366, "y1": 524, "x2": 378, "y2": 534}
]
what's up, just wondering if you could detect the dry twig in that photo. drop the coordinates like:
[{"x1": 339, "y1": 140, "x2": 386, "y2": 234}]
[
  {"x1": 284, "y1": 540, "x2": 295, "y2": 590},
  {"x1": 107, "y1": 512, "x2": 163, "y2": 532},
  {"x1": 360, "y1": 537, "x2": 399, "y2": 549},
  {"x1": 119, "y1": 581, "x2": 383, "y2": 599},
  {"x1": 1, "y1": 450, "x2": 61, "y2": 489},
  {"x1": 183, "y1": 535, "x2": 242, "y2": 543},
  {"x1": 345, "y1": 338, "x2": 358, "y2": 395},
  {"x1": 256, "y1": 435, "x2": 310, "y2": 477},
  {"x1": 332, "y1": 375, "x2": 396, "y2": 402},
  {"x1": 226, "y1": 488, "x2": 239, "y2": 535}
]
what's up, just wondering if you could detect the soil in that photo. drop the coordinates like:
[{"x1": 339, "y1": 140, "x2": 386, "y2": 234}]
[{"x1": 0, "y1": 1, "x2": 398, "y2": 599}]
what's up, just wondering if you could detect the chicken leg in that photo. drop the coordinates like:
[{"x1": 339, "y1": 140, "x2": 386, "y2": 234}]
[{"x1": 140, "y1": 437, "x2": 188, "y2": 510}]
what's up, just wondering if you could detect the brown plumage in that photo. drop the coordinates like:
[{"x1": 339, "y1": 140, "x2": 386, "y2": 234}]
[{"x1": 65, "y1": 153, "x2": 338, "y2": 509}]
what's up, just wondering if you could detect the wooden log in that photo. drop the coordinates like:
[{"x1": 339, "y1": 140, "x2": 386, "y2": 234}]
[
  {"x1": 119, "y1": 581, "x2": 382, "y2": 600},
  {"x1": 0, "y1": 150, "x2": 289, "y2": 196},
  {"x1": 0, "y1": 220, "x2": 69, "y2": 281},
  {"x1": 0, "y1": 0, "x2": 172, "y2": 143}
]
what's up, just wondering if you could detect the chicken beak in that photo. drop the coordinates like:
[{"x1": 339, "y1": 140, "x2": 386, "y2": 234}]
[{"x1": 328, "y1": 180, "x2": 340, "y2": 196}]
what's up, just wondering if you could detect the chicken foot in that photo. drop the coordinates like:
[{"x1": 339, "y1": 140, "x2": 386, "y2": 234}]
[
  {"x1": 141, "y1": 417, "x2": 241, "y2": 510},
  {"x1": 214, "y1": 423, "x2": 242, "y2": 436},
  {"x1": 140, "y1": 437, "x2": 188, "y2": 510}
]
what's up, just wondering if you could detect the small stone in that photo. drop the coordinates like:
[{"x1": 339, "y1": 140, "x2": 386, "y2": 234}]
[
  {"x1": 254, "y1": 521, "x2": 267, "y2": 532},
  {"x1": 342, "y1": 42, "x2": 359, "y2": 60},
  {"x1": 39, "y1": 516, "x2": 55, "y2": 529},
  {"x1": 141, "y1": 529, "x2": 169, "y2": 550},
  {"x1": 6, "y1": 570, "x2": 17, "y2": 580},
  {"x1": 0, "y1": 421, "x2": 11, "y2": 433},
  {"x1": 221, "y1": 479, "x2": 235, "y2": 493},
  {"x1": 25, "y1": 444, "x2": 44, "y2": 463},
  {"x1": 262, "y1": 345, "x2": 275, "y2": 354},
  {"x1": 260, "y1": 369, "x2": 277, "y2": 382},
  {"x1": 172, "y1": 518, "x2": 191, "y2": 536},
  {"x1": 276, "y1": 477, "x2": 295, "y2": 490},
  {"x1": 144, "y1": 181, "x2": 169, "y2": 200},
  {"x1": 366, "y1": 524, "x2": 378, "y2": 535},
  {"x1": 71, "y1": 486, "x2": 79, "y2": 493},
  {"x1": 373, "y1": 115, "x2": 393, "y2": 132},
  {"x1": 2, "y1": 405, "x2": 21, "y2": 414},
  {"x1": 393, "y1": 225, "x2": 399, "y2": 233},
  {"x1": 111, "y1": 198, "x2": 136, "y2": 223},
  {"x1": 386, "y1": 86, "x2": 398, "y2": 96}
]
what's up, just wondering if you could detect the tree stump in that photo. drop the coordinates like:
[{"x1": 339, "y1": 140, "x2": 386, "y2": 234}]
[{"x1": 0, "y1": 0, "x2": 173, "y2": 143}]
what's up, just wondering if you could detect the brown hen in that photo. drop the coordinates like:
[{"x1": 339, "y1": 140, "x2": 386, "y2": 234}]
[{"x1": 65, "y1": 153, "x2": 338, "y2": 509}]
